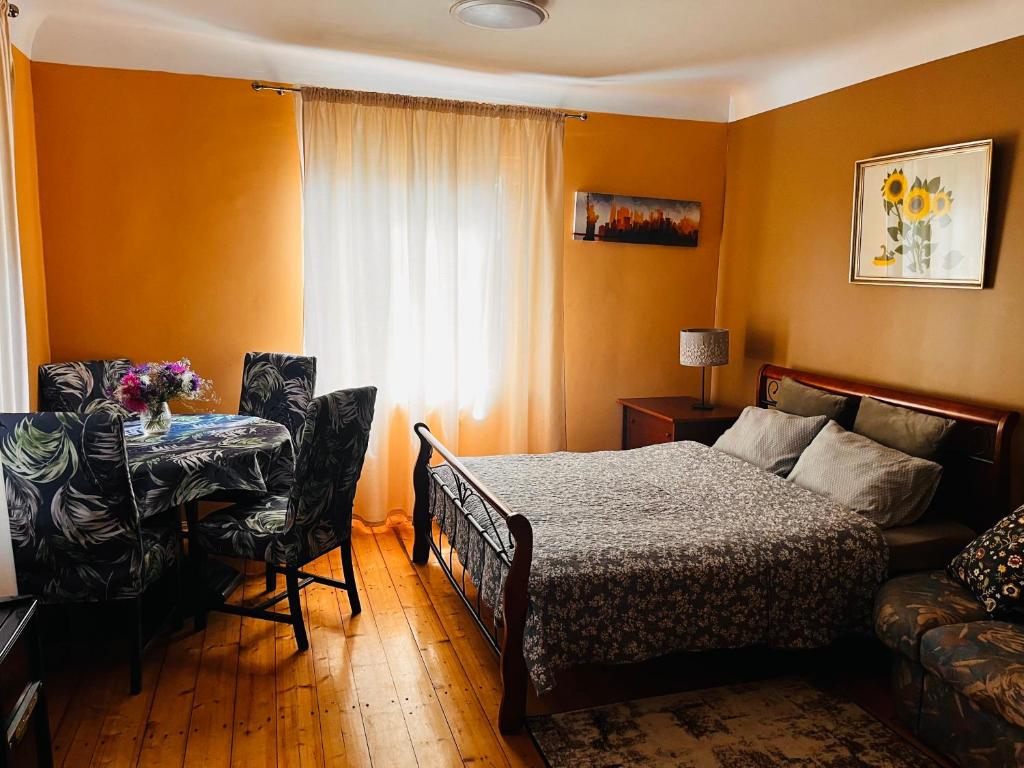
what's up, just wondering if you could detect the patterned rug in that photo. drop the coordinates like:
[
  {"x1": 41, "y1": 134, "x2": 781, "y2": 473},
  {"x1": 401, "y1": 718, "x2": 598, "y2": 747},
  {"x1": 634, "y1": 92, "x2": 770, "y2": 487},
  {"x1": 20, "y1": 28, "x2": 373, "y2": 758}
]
[{"x1": 527, "y1": 678, "x2": 937, "y2": 767}]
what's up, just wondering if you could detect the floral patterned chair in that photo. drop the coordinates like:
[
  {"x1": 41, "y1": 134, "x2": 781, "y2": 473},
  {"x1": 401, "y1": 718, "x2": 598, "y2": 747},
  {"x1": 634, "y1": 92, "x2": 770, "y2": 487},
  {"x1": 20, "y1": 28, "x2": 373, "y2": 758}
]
[
  {"x1": 238, "y1": 352, "x2": 317, "y2": 447},
  {"x1": 875, "y1": 571, "x2": 1024, "y2": 766},
  {"x1": 37, "y1": 358, "x2": 133, "y2": 415},
  {"x1": 190, "y1": 387, "x2": 375, "y2": 650},
  {"x1": 0, "y1": 410, "x2": 180, "y2": 694}
]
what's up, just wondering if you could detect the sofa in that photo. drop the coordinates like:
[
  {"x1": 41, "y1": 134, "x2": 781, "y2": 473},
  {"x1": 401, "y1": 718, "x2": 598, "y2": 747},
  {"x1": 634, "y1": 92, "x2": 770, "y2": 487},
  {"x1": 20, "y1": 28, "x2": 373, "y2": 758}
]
[{"x1": 875, "y1": 571, "x2": 1024, "y2": 766}]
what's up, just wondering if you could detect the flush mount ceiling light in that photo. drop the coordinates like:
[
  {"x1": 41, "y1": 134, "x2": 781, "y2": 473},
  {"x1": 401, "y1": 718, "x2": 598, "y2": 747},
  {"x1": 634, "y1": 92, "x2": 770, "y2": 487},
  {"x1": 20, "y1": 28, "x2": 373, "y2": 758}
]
[{"x1": 450, "y1": 0, "x2": 548, "y2": 31}]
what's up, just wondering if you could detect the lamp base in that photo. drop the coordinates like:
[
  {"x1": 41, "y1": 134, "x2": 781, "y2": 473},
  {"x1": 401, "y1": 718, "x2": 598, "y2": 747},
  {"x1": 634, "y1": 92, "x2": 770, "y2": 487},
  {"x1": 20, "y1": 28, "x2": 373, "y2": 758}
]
[{"x1": 691, "y1": 402, "x2": 714, "y2": 411}]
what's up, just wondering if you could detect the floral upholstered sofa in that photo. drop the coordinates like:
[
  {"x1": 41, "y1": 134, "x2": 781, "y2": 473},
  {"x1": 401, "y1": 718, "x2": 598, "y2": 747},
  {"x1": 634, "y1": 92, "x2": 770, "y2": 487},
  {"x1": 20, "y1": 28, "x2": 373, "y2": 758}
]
[{"x1": 875, "y1": 570, "x2": 1024, "y2": 767}]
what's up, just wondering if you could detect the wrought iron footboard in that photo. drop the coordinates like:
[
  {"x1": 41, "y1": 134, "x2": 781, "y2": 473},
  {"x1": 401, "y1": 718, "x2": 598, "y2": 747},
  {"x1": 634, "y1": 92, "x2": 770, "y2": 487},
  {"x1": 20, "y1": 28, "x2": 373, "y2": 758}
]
[{"x1": 411, "y1": 422, "x2": 533, "y2": 734}]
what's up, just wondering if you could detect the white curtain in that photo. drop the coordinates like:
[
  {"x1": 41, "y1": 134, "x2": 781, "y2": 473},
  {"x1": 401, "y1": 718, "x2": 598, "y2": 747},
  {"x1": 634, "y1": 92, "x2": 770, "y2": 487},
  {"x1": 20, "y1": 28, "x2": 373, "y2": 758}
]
[
  {"x1": 302, "y1": 88, "x2": 565, "y2": 524},
  {"x1": 0, "y1": 0, "x2": 27, "y2": 594}
]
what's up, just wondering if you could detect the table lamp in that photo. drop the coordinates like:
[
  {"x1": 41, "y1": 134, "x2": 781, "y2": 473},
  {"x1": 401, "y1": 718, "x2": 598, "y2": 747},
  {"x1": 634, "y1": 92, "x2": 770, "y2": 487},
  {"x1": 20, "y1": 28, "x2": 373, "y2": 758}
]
[{"x1": 679, "y1": 328, "x2": 729, "y2": 410}]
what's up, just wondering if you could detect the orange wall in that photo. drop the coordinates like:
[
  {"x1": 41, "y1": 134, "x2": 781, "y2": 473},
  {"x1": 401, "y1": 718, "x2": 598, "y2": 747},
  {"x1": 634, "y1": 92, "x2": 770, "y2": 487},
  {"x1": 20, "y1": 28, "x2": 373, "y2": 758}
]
[
  {"x1": 715, "y1": 37, "x2": 1024, "y2": 495},
  {"x1": 12, "y1": 47, "x2": 48, "y2": 406},
  {"x1": 30, "y1": 63, "x2": 303, "y2": 410},
  {"x1": 564, "y1": 113, "x2": 727, "y2": 451}
]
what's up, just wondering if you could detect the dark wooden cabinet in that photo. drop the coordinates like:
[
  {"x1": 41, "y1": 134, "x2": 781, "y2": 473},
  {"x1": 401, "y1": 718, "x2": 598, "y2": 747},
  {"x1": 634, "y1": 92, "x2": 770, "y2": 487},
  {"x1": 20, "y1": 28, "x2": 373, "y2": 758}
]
[
  {"x1": 0, "y1": 598, "x2": 52, "y2": 768},
  {"x1": 618, "y1": 396, "x2": 741, "y2": 450}
]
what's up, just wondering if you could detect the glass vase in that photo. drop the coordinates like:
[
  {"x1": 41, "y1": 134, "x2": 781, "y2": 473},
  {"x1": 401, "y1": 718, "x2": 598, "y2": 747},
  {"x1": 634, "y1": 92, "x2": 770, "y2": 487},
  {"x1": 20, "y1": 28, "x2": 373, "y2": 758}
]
[{"x1": 140, "y1": 402, "x2": 172, "y2": 436}]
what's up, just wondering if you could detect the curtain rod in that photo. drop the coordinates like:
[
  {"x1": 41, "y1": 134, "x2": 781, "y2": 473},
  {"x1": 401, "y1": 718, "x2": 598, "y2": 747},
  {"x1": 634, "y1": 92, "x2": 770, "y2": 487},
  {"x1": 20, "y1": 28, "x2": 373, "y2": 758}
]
[{"x1": 251, "y1": 81, "x2": 588, "y2": 121}]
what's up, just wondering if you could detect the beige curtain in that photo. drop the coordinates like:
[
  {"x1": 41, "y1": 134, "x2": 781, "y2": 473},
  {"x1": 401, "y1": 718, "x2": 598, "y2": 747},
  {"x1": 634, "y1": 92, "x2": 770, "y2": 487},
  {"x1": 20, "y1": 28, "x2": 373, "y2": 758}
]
[
  {"x1": 302, "y1": 88, "x2": 566, "y2": 525},
  {"x1": 0, "y1": 0, "x2": 25, "y2": 594}
]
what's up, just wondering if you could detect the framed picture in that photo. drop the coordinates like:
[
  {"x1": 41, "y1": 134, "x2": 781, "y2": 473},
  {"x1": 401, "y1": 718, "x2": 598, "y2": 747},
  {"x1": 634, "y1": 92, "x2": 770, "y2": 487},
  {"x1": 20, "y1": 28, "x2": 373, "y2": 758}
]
[
  {"x1": 849, "y1": 140, "x2": 992, "y2": 288},
  {"x1": 573, "y1": 191, "x2": 701, "y2": 247}
]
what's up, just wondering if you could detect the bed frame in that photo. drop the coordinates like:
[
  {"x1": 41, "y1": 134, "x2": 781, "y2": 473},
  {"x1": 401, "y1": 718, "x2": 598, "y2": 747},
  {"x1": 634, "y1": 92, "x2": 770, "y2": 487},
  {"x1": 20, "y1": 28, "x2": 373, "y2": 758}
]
[{"x1": 411, "y1": 364, "x2": 1019, "y2": 733}]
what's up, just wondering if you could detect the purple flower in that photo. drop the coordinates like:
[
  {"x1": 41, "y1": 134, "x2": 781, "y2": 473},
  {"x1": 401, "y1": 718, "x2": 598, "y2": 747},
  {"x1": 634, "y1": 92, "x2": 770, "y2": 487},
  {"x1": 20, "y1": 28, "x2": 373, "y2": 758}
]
[{"x1": 111, "y1": 358, "x2": 210, "y2": 409}]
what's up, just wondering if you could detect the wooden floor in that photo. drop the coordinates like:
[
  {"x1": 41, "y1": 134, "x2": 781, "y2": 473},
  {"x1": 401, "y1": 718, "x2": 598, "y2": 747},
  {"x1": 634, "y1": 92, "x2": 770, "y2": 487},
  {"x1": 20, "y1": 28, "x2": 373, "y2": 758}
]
[
  {"x1": 42, "y1": 521, "x2": 948, "y2": 768},
  {"x1": 45, "y1": 522, "x2": 545, "y2": 768}
]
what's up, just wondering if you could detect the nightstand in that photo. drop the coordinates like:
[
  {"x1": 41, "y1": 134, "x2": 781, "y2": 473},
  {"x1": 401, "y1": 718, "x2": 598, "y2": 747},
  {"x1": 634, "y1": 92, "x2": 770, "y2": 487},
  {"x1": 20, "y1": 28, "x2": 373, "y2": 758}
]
[
  {"x1": 0, "y1": 596, "x2": 52, "y2": 768},
  {"x1": 617, "y1": 396, "x2": 742, "y2": 450}
]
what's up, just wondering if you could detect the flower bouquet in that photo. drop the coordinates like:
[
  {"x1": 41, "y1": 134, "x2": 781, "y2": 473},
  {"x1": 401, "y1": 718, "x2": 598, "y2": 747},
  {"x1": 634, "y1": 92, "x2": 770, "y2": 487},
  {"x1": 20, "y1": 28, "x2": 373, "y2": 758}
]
[{"x1": 113, "y1": 358, "x2": 212, "y2": 436}]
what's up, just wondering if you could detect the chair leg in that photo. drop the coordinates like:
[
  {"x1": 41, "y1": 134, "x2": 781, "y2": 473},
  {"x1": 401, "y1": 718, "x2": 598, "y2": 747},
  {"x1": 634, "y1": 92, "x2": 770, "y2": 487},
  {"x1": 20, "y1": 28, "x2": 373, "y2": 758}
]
[
  {"x1": 172, "y1": 531, "x2": 185, "y2": 632},
  {"x1": 129, "y1": 597, "x2": 143, "y2": 695},
  {"x1": 185, "y1": 502, "x2": 207, "y2": 631},
  {"x1": 285, "y1": 569, "x2": 309, "y2": 652},
  {"x1": 340, "y1": 539, "x2": 361, "y2": 616},
  {"x1": 265, "y1": 563, "x2": 277, "y2": 592}
]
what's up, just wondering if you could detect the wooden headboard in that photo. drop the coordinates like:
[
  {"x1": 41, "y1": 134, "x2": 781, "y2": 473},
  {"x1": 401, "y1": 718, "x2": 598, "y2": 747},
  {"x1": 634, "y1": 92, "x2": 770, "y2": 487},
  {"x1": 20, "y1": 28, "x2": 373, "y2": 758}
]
[{"x1": 757, "y1": 364, "x2": 1020, "y2": 531}]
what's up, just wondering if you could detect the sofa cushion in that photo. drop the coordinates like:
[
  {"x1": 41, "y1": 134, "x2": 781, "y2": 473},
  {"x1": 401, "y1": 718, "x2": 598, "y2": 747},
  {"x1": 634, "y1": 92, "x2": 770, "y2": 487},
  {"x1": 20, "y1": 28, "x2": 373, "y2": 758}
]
[
  {"x1": 883, "y1": 520, "x2": 977, "y2": 575},
  {"x1": 949, "y1": 506, "x2": 1024, "y2": 616},
  {"x1": 920, "y1": 621, "x2": 1024, "y2": 729},
  {"x1": 874, "y1": 571, "x2": 987, "y2": 661}
]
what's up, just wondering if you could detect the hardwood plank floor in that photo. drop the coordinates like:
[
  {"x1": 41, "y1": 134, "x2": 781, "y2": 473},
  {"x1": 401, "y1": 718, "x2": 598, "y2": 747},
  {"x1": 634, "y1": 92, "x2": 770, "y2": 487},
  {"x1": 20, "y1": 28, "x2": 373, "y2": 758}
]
[
  {"x1": 43, "y1": 521, "x2": 946, "y2": 768},
  {"x1": 45, "y1": 522, "x2": 546, "y2": 767}
]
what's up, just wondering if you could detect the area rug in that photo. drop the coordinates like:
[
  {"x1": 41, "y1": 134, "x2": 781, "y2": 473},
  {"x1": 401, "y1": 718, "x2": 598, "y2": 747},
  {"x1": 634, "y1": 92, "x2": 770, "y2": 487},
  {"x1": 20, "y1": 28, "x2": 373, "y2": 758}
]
[{"x1": 527, "y1": 677, "x2": 936, "y2": 767}]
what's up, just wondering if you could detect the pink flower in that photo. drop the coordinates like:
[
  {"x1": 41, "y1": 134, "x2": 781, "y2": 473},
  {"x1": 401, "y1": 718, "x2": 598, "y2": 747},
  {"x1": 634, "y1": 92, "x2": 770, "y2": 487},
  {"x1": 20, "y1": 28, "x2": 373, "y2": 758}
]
[{"x1": 122, "y1": 396, "x2": 148, "y2": 413}]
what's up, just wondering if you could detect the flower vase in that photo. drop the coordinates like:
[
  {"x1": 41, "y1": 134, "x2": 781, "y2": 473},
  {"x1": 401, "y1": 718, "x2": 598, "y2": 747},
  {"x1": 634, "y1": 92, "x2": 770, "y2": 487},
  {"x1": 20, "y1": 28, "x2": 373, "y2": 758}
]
[{"x1": 140, "y1": 402, "x2": 172, "y2": 436}]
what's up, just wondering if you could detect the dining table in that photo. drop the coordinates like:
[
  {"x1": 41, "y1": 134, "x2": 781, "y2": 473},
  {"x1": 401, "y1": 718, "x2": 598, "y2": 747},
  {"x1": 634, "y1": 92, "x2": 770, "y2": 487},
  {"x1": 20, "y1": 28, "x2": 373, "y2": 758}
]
[
  {"x1": 124, "y1": 413, "x2": 295, "y2": 601},
  {"x1": 124, "y1": 413, "x2": 295, "y2": 520}
]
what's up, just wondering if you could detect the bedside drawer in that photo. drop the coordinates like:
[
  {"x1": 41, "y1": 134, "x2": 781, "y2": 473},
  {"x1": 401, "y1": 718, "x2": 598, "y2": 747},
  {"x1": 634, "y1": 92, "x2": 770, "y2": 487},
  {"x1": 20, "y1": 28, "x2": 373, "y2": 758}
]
[
  {"x1": 623, "y1": 409, "x2": 674, "y2": 449},
  {"x1": 0, "y1": 599, "x2": 51, "y2": 768}
]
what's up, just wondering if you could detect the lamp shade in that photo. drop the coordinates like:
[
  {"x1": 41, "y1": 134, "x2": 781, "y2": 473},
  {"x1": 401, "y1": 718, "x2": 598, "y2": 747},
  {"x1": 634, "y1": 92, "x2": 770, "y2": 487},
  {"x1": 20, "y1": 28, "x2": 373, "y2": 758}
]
[{"x1": 679, "y1": 328, "x2": 729, "y2": 367}]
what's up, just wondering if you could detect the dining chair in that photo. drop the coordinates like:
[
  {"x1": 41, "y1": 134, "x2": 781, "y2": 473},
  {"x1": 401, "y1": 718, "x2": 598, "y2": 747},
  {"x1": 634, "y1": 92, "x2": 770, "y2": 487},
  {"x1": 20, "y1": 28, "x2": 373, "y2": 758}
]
[
  {"x1": 189, "y1": 387, "x2": 376, "y2": 650},
  {"x1": 0, "y1": 410, "x2": 182, "y2": 694},
  {"x1": 238, "y1": 352, "x2": 317, "y2": 447},
  {"x1": 38, "y1": 358, "x2": 133, "y2": 415}
]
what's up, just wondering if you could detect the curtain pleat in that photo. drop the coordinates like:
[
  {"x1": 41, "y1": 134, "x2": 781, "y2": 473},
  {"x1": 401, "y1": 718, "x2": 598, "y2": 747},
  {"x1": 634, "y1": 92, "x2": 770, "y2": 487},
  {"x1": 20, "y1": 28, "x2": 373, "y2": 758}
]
[
  {"x1": 0, "y1": 0, "x2": 26, "y2": 413},
  {"x1": 301, "y1": 89, "x2": 566, "y2": 524},
  {"x1": 0, "y1": 0, "x2": 27, "y2": 594}
]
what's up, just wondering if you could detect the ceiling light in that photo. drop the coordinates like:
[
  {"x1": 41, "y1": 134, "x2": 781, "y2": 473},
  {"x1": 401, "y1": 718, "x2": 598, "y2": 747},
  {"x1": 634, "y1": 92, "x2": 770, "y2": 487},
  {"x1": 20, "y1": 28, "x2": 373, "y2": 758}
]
[{"x1": 450, "y1": 0, "x2": 548, "y2": 31}]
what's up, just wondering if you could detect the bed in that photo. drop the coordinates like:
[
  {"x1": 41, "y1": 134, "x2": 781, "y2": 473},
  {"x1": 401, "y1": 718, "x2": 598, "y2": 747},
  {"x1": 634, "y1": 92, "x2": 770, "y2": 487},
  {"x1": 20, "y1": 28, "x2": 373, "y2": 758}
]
[{"x1": 410, "y1": 365, "x2": 1018, "y2": 733}]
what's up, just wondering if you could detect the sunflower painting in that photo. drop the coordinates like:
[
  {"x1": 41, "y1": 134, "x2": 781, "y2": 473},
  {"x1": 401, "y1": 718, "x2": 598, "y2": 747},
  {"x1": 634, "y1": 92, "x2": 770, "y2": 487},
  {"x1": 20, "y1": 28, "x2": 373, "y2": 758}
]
[{"x1": 850, "y1": 140, "x2": 992, "y2": 288}]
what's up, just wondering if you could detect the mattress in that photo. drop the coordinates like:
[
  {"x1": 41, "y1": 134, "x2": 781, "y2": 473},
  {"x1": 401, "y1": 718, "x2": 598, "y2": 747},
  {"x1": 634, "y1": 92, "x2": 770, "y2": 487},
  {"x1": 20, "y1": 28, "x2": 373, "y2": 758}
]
[{"x1": 428, "y1": 440, "x2": 889, "y2": 694}]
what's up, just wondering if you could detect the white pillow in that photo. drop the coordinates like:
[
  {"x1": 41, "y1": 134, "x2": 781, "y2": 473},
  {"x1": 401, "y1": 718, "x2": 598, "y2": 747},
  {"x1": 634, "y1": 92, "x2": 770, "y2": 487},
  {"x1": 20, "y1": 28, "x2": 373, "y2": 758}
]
[
  {"x1": 788, "y1": 420, "x2": 942, "y2": 528},
  {"x1": 713, "y1": 406, "x2": 828, "y2": 476}
]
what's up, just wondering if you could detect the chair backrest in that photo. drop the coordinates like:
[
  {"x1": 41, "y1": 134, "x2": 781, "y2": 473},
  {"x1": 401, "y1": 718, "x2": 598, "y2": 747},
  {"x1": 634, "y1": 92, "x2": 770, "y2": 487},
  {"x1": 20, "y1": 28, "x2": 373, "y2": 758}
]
[
  {"x1": 238, "y1": 352, "x2": 317, "y2": 446},
  {"x1": 0, "y1": 411, "x2": 144, "y2": 601},
  {"x1": 38, "y1": 358, "x2": 132, "y2": 414},
  {"x1": 278, "y1": 387, "x2": 376, "y2": 563}
]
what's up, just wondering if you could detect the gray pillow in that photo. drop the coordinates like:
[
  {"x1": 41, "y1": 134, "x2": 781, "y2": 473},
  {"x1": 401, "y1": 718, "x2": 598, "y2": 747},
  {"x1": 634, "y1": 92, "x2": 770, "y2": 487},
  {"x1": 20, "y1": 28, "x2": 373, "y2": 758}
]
[
  {"x1": 788, "y1": 420, "x2": 942, "y2": 528},
  {"x1": 853, "y1": 396, "x2": 956, "y2": 460},
  {"x1": 713, "y1": 406, "x2": 828, "y2": 476},
  {"x1": 775, "y1": 377, "x2": 850, "y2": 421}
]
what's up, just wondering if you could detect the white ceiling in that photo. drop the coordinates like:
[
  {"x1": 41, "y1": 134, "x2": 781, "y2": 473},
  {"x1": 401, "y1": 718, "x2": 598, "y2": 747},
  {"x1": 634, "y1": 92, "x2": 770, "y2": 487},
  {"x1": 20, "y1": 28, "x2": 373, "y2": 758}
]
[{"x1": 12, "y1": 0, "x2": 1024, "y2": 121}]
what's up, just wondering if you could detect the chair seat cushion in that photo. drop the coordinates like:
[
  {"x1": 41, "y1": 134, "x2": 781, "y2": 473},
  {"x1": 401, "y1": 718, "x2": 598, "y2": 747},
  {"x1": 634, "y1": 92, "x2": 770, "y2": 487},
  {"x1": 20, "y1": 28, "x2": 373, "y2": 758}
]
[
  {"x1": 920, "y1": 621, "x2": 1024, "y2": 728},
  {"x1": 193, "y1": 496, "x2": 289, "y2": 563},
  {"x1": 16, "y1": 524, "x2": 178, "y2": 602},
  {"x1": 874, "y1": 570, "x2": 988, "y2": 661},
  {"x1": 883, "y1": 520, "x2": 978, "y2": 575}
]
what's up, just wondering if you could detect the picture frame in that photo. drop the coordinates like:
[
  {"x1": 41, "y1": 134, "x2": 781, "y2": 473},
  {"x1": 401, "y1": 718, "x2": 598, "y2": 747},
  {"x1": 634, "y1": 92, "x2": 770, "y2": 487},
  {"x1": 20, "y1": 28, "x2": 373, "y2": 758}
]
[
  {"x1": 572, "y1": 191, "x2": 701, "y2": 248},
  {"x1": 849, "y1": 140, "x2": 992, "y2": 288}
]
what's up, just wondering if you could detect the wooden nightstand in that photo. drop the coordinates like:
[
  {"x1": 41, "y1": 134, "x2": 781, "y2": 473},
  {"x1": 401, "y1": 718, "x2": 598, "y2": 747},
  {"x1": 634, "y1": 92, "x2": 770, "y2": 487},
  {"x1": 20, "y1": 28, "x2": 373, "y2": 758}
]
[
  {"x1": 0, "y1": 596, "x2": 52, "y2": 768},
  {"x1": 617, "y1": 397, "x2": 742, "y2": 450}
]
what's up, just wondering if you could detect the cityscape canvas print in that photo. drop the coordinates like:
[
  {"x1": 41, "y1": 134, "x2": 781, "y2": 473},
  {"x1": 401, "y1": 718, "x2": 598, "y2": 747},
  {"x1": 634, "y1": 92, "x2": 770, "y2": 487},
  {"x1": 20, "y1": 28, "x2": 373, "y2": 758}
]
[
  {"x1": 573, "y1": 191, "x2": 701, "y2": 247},
  {"x1": 850, "y1": 140, "x2": 992, "y2": 288}
]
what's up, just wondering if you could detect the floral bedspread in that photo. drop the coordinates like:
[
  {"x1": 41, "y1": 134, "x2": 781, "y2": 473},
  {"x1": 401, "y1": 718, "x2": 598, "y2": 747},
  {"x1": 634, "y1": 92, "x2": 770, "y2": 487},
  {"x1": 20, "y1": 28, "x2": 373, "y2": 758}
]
[{"x1": 429, "y1": 441, "x2": 888, "y2": 694}]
